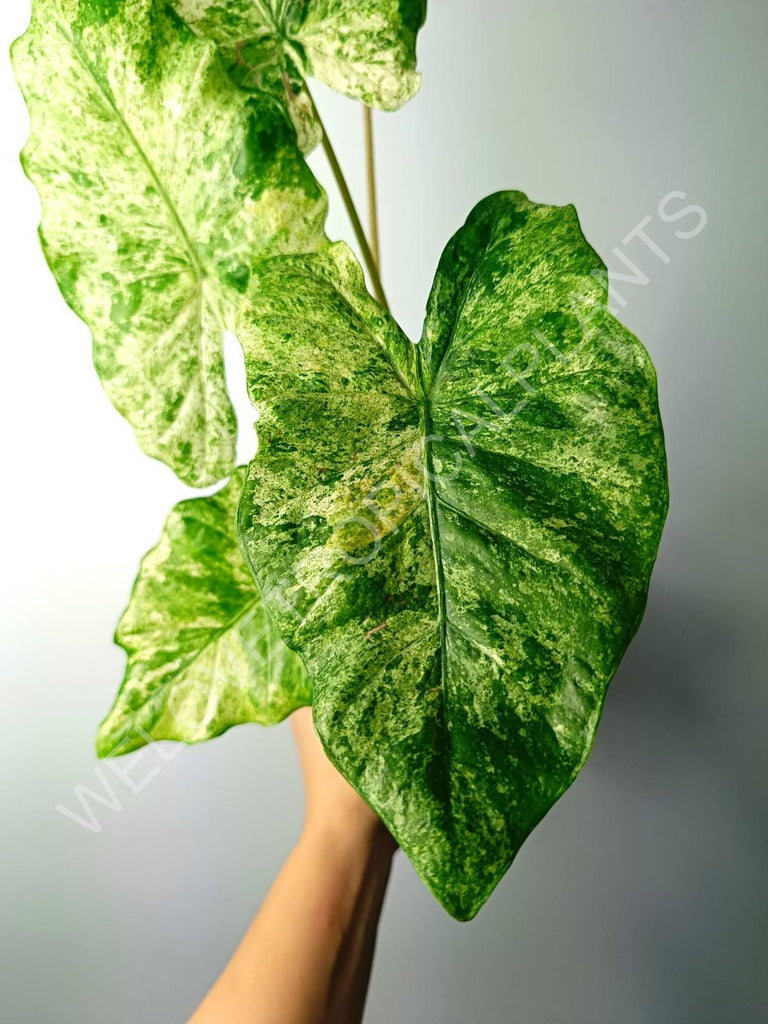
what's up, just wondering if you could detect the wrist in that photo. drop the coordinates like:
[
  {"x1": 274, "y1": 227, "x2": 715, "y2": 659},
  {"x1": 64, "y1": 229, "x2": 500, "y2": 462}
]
[{"x1": 301, "y1": 811, "x2": 397, "y2": 864}]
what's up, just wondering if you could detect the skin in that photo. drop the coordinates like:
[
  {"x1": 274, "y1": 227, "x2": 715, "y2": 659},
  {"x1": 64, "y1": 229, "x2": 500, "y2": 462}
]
[{"x1": 188, "y1": 706, "x2": 397, "y2": 1024}]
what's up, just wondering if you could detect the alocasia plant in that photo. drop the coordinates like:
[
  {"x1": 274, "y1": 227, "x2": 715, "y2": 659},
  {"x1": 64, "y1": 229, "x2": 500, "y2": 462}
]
[
  {"x1": 14, "y1": 0, "x2": 668, "y2": 921},
  {"x1": 234, "y1": 192, "x2": 668, "y2": 918},
  {"x1": 11, "y1": 0, "x2": 327, "y2": 486}
]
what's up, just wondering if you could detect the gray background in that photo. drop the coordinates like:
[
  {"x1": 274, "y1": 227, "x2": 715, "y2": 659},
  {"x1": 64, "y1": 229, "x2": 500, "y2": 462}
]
[{"x1": 2, "y1": 1, "x2": 766, "y2": 1021}]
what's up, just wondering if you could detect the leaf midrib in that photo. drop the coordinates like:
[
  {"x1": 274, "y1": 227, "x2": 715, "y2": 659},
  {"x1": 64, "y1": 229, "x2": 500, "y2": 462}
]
[
  {"x1": 416, "y1": 356, "x2": 454, "y2": 816},
  {"x1": 56, "y1": 21, "x2": 208, "y2": 282},
  {"x1": 53, "y1": 19, "x2": 230, "y2": 473}
]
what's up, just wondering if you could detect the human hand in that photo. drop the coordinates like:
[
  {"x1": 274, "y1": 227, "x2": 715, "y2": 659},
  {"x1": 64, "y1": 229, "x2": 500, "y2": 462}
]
[
  {"x1": 190, "y1": 707, "x2": 396, "y2": 1024},
  {"x1": 290, "y1": 706, "x2": 396, "y2": 855}
]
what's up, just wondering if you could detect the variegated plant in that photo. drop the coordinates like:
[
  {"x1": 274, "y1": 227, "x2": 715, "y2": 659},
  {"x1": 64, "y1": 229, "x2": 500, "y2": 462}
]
[{"x1": 14, "y1": 1, "x2": 668, "y2": 920}]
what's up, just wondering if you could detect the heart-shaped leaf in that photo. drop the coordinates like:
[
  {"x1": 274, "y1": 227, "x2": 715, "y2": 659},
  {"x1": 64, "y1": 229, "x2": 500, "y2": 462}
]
[
  {"x1": 12, "y1": 0, "x2": 327, "y2": 487},
  {"x1": 173, "y1": 0, "x2": 426, "y2": 147},
  {"x1": 236, "y1": 192, "x2": 668, "y2": 919},
  {"x1": 97, "y1": 468, "x2": 310, "y2": 758}
]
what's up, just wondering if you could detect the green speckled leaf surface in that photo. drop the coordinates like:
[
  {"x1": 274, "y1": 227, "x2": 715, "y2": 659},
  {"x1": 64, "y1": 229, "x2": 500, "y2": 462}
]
[
  {"x1": 236, "y1": 192, "x2": 668, "y2": 919},
  {"x1": 174, "y1": 0, "x2": 426, "y2": 126},
  {"x1": 12, "y1": 0, "x2": 327, "y2": 486},
  {"x1": 97, "y1": 468, "x2": 310, "y2": 757},
  {"x1": 173, "y1": 0, "x2": 322, "y2": 153}
]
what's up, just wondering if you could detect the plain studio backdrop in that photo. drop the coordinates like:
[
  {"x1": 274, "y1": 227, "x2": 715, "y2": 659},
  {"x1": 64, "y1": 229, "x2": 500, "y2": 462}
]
[{"x1": 1, "y1": 2, "x2": 766, "y2": 1021}]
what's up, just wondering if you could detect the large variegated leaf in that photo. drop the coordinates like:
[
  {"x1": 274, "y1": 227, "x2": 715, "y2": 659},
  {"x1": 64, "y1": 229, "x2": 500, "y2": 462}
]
[
  {"x1": 173, "y1": 0, "x2": 426, "y2": 145},
  {"x1": 12, "y1": 0, "x2": 327, "y2": 487},
  {"x1": 97, "y1": 468, "x2": 310, "y2": 757},
  {"x1": 236, "y1": 192, "x2": 668, "y2": 920}
]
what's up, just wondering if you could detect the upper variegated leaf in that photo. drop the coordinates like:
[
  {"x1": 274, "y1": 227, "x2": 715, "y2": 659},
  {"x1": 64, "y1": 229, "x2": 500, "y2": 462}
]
[
  {"x1": 174, "y1": 0, "x2": 426, "y2": 141},
  {"x1": 96, "y1": 468, "x2": 310, "y2": 757},
  {"x1": 12, "y1": 0, "x2": 327, "y2": 486},
  {"x1": 236, "y1": 193, "x2": 668, "y2": 919}
]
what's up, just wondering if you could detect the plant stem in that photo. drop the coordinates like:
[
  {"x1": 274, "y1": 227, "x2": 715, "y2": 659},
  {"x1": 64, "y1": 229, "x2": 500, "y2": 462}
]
[
  {"x1": 305, "y1": 86, "x2": 388, "y2": 311},
  {"x1": 363, "y1": 105, "x2": 380, "y2": 271}
]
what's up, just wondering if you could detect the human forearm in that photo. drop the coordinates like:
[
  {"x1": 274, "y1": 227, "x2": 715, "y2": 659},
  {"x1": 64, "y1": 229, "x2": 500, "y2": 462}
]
[{"x1": 189, "y1": 781, "x2": 395, "y2": 1023}]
